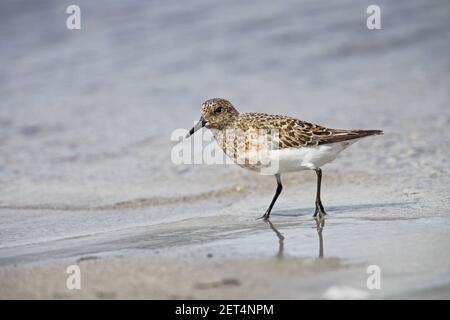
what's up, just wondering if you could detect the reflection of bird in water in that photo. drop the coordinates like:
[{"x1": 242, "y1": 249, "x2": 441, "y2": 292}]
[
  {"x1": 265, "y1": 217, "x2": 326, "y2": 259},
  {"x1": 315, "y1": 217, "x2": 325, "y2": 258},
  {"x1": 265, "y1": 219, "x2": 284, "y2": 259}
]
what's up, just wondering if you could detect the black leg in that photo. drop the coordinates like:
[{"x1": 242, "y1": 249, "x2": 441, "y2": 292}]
[
  {"x1": 259, "y1": 174, "x2": 282, "y2": 221},
  {"x1": 313, "y1": 168, "x2": 327, "y2": 218}
]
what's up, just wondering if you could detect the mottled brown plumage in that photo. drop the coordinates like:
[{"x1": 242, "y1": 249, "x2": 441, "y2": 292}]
[
  {"x1": 200, "y1": 98, "x2": 383, "y2": 153},
  {"x1": 236, "y1": 112, "x2": 383, "y2": 148}
]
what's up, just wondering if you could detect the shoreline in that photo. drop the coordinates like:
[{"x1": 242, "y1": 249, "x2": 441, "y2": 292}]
[{"x1": 1, "y1": 201, "x2": 450, "y2": 299}]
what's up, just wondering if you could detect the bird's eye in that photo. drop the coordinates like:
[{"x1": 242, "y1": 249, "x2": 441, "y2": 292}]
[{"x1": 215, "y1": 107, "x2": 223, "y2": 113}]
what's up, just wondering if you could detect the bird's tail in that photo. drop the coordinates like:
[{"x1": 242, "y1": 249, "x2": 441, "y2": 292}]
[
  {"x1": 350, "y1": 129, "x2": 384, "y2": 138},
  {"x1": 318, "y1": 129, "x2": 383, "y2": 145}
]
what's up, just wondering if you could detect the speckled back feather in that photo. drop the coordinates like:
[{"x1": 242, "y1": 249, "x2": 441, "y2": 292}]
[{"x1": 235, "y1": 113, "x2": 383, "y2": 149}]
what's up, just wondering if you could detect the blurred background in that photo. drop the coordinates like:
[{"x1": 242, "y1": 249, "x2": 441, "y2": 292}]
[
  {"x1": 1, "y1": 0, "x2": 449, "y2": 207},
  {"x1": 0, "y1": 0, "x2": 449, "y2": 299}
]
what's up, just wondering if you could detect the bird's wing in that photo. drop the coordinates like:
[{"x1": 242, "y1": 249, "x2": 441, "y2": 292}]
[{"x1": 238, "y1": 113, "x2": 383, "y2": 149}]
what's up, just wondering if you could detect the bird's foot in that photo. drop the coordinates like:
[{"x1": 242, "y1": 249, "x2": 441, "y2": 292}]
[
  {"x1": 313, "y1": 200, "x2": 327, "y2": 219},
  {"x1": 313, "y1": 208, "x2": 327, "y2": 219},
  {"x1": 257, "y1": 211, "x2": 270, "y2": 221}
]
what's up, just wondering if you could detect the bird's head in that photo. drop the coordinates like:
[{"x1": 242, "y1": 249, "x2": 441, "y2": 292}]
[{"x1": 186, "y1": 98, "x2": 239, "y2": 138}]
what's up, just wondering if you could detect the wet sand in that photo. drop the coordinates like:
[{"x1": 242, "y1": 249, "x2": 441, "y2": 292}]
[
  {"x1": 1, "y1": 172, "x2": 450, "y2": 299},
  {"x1": 1, "y1": 213, "x2": 450, "y2": 299},
  {"x1": 1, "y1": 0, "x2": 450, "y2": 299}
]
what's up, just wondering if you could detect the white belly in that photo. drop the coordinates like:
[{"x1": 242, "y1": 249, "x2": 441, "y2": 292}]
[{"x1": 268, "y1": 141, "x2": 357, "y2": 174}]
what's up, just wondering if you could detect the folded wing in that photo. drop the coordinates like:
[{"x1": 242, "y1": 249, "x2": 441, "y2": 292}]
[{"x1": 238, "y1": 113, "x2": 383, "y2": 149}]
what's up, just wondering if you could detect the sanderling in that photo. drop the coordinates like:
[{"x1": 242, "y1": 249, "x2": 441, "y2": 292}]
[{"x1": 185, "y1": 98, "x2": 382, "y2": 220}]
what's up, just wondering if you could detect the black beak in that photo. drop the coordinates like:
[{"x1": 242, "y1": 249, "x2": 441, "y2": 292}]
[{"x1": 185, "y1": 117, "x2": 206, "y2": 138}]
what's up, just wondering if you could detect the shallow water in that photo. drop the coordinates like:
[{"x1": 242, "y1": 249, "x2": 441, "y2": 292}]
[{"x1": 0, "y1": 0, "x2": 449, "y2": 299}]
